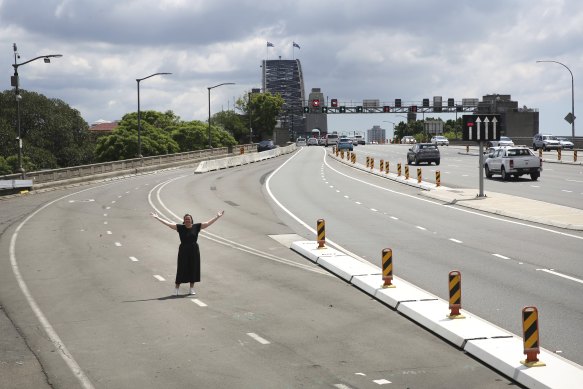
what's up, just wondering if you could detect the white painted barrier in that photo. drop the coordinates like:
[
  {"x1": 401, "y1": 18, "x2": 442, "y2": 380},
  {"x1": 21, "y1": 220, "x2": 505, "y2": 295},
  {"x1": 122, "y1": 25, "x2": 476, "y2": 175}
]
[{"x1": 195, "y1": 144, "x2": 296, "y2": 174}]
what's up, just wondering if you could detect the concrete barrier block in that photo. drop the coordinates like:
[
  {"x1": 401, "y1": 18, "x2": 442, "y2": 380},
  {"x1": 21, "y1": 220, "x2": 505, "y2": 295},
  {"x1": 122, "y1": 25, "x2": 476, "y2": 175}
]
[
  {"x1": 317, "y1": 254, "x2": 380, "y2": 282},
  {"x1": 465, "y1": 337, "x2": 583, "y2": 389},
  {"x1": 353, "y1": 275, "x2": 439, "y2": 308}
]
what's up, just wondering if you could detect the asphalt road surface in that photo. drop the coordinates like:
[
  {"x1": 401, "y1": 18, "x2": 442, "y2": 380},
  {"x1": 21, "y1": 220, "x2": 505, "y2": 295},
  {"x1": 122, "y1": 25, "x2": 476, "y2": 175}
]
[{"x1": 0, "y1": 163, "x2": 517, "y2": 388}]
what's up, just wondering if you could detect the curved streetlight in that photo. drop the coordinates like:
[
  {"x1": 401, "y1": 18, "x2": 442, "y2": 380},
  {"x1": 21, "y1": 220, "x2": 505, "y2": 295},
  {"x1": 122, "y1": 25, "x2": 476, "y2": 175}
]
[
  {"x1": 383, "y1": 120, "x2": 396, "y2": 141},
  {"x1": 536, "y1": 60, "x2": 575, "y2": 138},
  {"x1": 136, "y1": 72, "x2": 172, "y2": 158},
  {"x1": 11, "y1": 43, "x2": 63, "y2": 178},
  {"x1": 208, "y1": 82, "x2": 235, "y2": 148}
]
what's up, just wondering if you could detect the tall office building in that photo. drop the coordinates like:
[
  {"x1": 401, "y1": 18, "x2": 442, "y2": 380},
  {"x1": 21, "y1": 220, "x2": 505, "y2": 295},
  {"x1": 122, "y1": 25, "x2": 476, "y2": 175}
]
[{"x1": 262, "y1": 59, "x2": 306, "y2": 139}]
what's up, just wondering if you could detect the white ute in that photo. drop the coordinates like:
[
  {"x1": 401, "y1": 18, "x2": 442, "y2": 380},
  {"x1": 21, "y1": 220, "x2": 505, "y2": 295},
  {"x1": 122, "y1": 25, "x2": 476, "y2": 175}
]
[{"x1": 484, "y1": 146, "x2": 542, "y2": 181}]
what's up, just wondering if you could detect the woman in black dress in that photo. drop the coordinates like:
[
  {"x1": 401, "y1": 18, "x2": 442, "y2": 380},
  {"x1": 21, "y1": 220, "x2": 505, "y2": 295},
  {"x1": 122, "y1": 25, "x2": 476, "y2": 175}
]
[{"x1": 151, "y1": 211, "x2": 224, "y2": 295}]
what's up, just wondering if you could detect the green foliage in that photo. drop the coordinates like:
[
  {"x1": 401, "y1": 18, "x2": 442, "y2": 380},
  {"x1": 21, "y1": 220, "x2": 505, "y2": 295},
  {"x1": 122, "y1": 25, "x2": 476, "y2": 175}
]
[
  {"x1": 212, "y1": 110, "x2": 247, "y2": 142},
  {"x1": 236, "y1": 91, "x2": 284, "y2": 141},
  {"x1": 0, "y1": 156, "x2": 11, "y2": 175},
  {"x1": 0, "y1": 89, "x2": 94, "y2": 172}
]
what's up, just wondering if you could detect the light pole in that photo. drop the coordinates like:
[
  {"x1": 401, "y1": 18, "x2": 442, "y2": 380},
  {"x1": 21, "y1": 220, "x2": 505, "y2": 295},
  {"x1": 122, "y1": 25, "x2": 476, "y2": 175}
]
[
  {"x1": 383, "y1": 120, "x2": 395, "y2": 142},
  {"x1": 536, "y1": 60, "x2": 575, "y2": 139},
  {"x1": 11, "y1": 44, "x2": 62, "y2": 178},
  {"x1": 136, "y1": 72, "x2": 172, "y2": 158},
  {"x1": 207, "y1": 82, "x2": 235, "y2": 148}
]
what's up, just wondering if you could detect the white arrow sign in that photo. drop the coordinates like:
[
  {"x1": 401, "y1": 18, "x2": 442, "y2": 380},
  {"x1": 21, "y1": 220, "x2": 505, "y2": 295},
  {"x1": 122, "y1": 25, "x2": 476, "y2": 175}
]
[{"x1": 475, "y1": 117, "x2": 482, "y2": 140}]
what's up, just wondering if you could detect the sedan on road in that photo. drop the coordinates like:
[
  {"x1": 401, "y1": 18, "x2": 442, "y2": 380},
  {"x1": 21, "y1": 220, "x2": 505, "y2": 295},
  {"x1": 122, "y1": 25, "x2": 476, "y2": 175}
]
[
  {"x1": 337, "y1": 137, "x2": 354, "y2": 151},
  {"x1": 407, "y1": 143, "x2": 440, "y2": 165},
  {"x1": 431, "y1": 136, "x2": 449, "y2": 146},
  {"x1": 257, "y1": 140, "x2": 276, "y2": 152},
  {"x1": 557, "y1": 137, "x2": 574, "y2": 150},
  {"x1": 307, "y1": 137, "x2": 319, "y2": 146}
]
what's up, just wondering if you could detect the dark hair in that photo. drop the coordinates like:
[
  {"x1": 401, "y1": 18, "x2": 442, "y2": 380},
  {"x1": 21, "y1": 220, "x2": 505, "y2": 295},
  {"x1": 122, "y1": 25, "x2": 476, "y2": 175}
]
[{"x1": 183, "y1": 214, "x2": 193, "y2": 223}]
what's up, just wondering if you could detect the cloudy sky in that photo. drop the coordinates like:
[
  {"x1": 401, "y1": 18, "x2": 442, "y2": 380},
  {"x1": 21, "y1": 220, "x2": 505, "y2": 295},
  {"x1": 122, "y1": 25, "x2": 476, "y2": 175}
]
[{"x1": 2, "y1": 0, "x2": 582, "y2": 137}]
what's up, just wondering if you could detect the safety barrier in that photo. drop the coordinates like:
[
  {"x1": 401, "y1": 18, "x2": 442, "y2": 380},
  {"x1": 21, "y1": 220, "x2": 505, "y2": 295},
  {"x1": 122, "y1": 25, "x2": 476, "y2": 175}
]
[
  {"x1": 405, "y1": 165, "x2": 409, "y2": 180},
  {"x1": 436, "y1": 171, "x2": 441, "y2": 187},
  {"x1": 317, "y1": 218, "x2": 326, "y2": 248},
  {"x1": 366, "y1": 156, "x2": 370, "y2": 168},
  {"x1": 370, "y1": 157, "x2": 374, "y2": 170},
  {"x1": 575, "y1": 150, "x2": 578, "y2": 162},
  {"x1": 195, "y1": 144, "x2": 296, "y2": 173},
  {"x1": 522, "y1": 306, "x2": 545, "y2": 367},
  {"x1": 384, "y1": 161, "x2": 389, "y2": 174},
  {"x1": 448, "y1": 270, "x2": 465, "y2": 319},
  {"x1": 417, "y1": 168, "x2": 422, "y2": 183},
  {"x1": 381, "y1": 248, "x2": 395, "y2": 288},
  {"x1": 397, "y1": 163, "x2": 402, "y2": 176},
  {"x1": 379, "y1": 159, "x2": 384, "y2": 173}
]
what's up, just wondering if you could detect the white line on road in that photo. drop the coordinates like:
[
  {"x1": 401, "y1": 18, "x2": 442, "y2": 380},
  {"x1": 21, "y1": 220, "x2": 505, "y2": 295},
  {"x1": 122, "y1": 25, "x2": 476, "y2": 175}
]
[
  {"x1": 129, "y1": 256, "x2": 139, "y2": 262},
  {"x1": 111, "y1": 200, "x2": 116, "y2": 204},
  {"x1": 416, "y1": 226, "x2": 426, "y2": 231},
  {"x1": 247, "y1": 332, "x2": 270, "y2": 345},
  {"x1": 106, "y1": 206, "x2": 111, "y2": 210},
  {"x1": 344, "y1": 195, "x2": 349, "y2": 198},
  {"x1": 153, "y1": 275, "x2": 166, "y2": 281},
  {"x1": 106, "y1": 231, "x2": 112, "y2": 235},
  {"x1": 373, "y1": 379, "x2": 392, "y2": 385},
  {"x1": 536, "y1": 269, "x2": 583, "y2": 284},
  {"x1": 103, "y1": 213, "x2": 108, "y2": 217},
  {"x1": 449, "y1": 238, "x2": 463, "y2": 244},
  {"x1": 561, "y1": 189, "x2": 573, "y2": 193},
  {"x1": 103, "y1": 221, "x2": 108, "y2": 225},
  {"x1": 371, "y1": 208, "x2": 378, "y2": 212},
  {"x1": 114, "y1": 242, "x2": 122, "y2": 247},
  {"x1": 355, "y1": 201, "x2": 362, "y2": 205},
  {"x1": 191, "y1": 299, "x2": 208, "y2": 307},
  {"x1": 493, "y1": 254, "x2": 510, "y2": 260},
  {"x1": 390, "y1": 216, "x2": 399, "y2": 220}
]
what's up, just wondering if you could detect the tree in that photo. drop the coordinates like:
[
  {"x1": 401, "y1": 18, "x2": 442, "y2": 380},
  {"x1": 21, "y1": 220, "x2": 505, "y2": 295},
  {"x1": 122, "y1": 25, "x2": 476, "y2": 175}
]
[
  {"x1": 236, "y1": 91, "x2": 284, "y2": 141},
  {"x1": 0, "y1": 89, "x2": 94, "y2": 173},
  {"x1": 211, "y1": 110, "x2": 247, "y2": 143}
]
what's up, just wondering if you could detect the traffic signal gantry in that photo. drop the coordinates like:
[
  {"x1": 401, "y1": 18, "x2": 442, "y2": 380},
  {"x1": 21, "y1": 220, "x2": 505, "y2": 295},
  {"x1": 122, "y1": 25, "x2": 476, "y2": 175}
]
[{"x1": 302, "y1": 97, "x2": 478, "y2": 114}]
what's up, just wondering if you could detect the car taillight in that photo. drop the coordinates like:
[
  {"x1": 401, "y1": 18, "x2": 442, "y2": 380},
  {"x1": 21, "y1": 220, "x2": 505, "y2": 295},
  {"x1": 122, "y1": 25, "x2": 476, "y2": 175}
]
[{"x1": 509, "y1": 159, "x2": 514, "y2": 169}]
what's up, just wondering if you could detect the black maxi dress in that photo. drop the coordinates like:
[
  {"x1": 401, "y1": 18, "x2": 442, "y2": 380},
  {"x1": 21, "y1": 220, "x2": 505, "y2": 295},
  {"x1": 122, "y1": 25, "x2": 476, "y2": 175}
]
[{"x1": 175, "y1": 223, "x2": 202, "y2": 284}]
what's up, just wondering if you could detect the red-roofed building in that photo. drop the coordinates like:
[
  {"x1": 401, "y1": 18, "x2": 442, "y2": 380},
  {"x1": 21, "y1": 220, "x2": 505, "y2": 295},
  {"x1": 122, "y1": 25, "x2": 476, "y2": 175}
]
[{"x1": 89, "y1": 120, "x2": 119, "y2": 134}]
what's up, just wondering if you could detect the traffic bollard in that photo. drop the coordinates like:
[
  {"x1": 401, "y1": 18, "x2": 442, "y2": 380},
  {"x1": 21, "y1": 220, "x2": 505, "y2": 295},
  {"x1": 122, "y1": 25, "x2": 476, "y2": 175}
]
[
  {"x1": 574, "y1": 150, "x2": 578, "y2": 162},
  {"x1": 366, "y1": 156, "x2": 370, "y2": 168},
  {"x1": 417, "y1": 168, "x2": 422, "y2": 183},
  {"x1": 558, "y1": 148, "x2": 562, "y2": 161},
  {"x1": 317, "y1": 219, "x2": 326, "y2": 249},
  {"x1": 240, "y1": 146, "x2": 245, "y2": 155},
  {"x1": 466, "y1": 145, "x2": 469, "y2": 153},
  {"x1": 436, "y1": 171, "x2": 441, "y2": 187},
  {"x1": 447, "y1": 271, "x2": 465, "y2": 319},
  {"x1": 397, "y1": 163, "x2": 402, "y2": 176},
  {"x1": 539, "y1": 148, "x2": 543, "y2": 158},
  {"x1": 385, "y1": 161, "x2": 389, "y2": 174},
  {"x1": 380, "y1": 159, "x2": 384, "y2": 173},
  {"x1": 370, "y1": 157, "x2": 374, "y2": 170},
  {"x1": 381, "y1": 248, "x2": 395, "y2": 288},
  {"x1": 405, "y1": 165, "x2": 409, "y2": 180},
  {"x1": 521, "y1": 306, "x2": 546, "y2": 367}
]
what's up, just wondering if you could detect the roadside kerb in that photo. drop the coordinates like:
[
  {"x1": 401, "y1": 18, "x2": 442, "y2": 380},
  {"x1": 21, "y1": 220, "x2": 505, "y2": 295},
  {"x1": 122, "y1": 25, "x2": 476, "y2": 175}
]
[{"x1": 290, "y1": 240, "x2": 583, "y2": 388}]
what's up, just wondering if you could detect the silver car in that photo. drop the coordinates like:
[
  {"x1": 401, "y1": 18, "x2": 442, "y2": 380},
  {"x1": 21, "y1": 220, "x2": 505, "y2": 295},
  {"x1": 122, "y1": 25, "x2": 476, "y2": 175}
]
[
  {"x1": 557, "y1": 137, "x2": 574, "y2": 150},
  {"x1": 407, "y1": 143, "x2": 440, "y2": 165}
]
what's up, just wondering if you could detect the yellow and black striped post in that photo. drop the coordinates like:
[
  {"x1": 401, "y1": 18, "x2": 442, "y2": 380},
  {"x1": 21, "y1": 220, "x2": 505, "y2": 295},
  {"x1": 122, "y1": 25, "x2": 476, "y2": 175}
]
[
  {"x1": 574, "y1": 150, "x2": 578, "y2": 162},
  {"x1": 466, "y1": 145, "x2": 469, "y2": 153},
  {"x1": 447, "y1": 270, "x2": 465, "y2": 319},
  {"x1": 381, "y1": 248, "x2": 395, "y2": 288},
  {"x1": 340, "y1": 150, "x2": 345, "y2": 159},
  {"x1": 405, "y1": 165, "x2": 410, "y2": 180},
  {"x1": 379, "y1": 159, "x2": 384, "y2": 173},
  {"x1": 436, "y1": 171, "x2": 441, "y2": 187},
  {"x1": 417, "y1": 168, "x2": 422, "y2": 183},
  {"x1": 370, "y1": 157, "x2": 374, "y2": 170},
  {"x1": 346, "y1": 150, "x2": 351, "y2": 160},
  {"x1": 317, "y1": 219, "x2": 326, "y2": 249},
  {"x1": 336, "y1": 148, "x2": 339, "y2": 157},
  {"x1": 397, "y1": 163, "x2": 402, "y2": 176},
  {"x1": 366, "y1": 156, "x2": 370, "y2": 168},
  {"x1": 385, "y1": 161, "x2": 389, "y2": 174},
  {"x1": 557, "y1": 148, "x2": 562, "y2": 161},
  {"x1": 539, "y1": 148, "x2": 543, "y2": 158},
  {"x1": 521, "y1": 306, "x2": 546, "y2": 367},
  {"x1": 240, "y1": 146, "x2": 245, "y2": 155},
  {"x1": 352, "y1": 153, "x2": 356, "y2": 164}
]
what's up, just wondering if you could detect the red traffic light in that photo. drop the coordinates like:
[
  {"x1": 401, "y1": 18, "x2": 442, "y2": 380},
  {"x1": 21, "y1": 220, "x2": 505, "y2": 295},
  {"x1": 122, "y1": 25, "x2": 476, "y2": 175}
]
[
  {"x1": 331, "y1": 99, "x2": 338, "y2": 107},
  {"x1": 383, "y1": 106, "x2": 390, "y2": 112},
  {"x1": 312, "y1": 99, "x2": 320, "y2": 107}
]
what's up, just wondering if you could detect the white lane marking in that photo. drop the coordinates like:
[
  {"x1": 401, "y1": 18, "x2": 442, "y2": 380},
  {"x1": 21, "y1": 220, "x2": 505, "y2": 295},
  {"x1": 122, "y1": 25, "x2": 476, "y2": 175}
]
[
  {"x1": 390, "y1": 216, "x2": 399, "y2": 220},
  {"x1": 449, "y1": 238, "x2": 463, "y2": 244},
  {"x1": 129, "y1": 256, "x2": 139, "y2": 262},
  {"x1": 323, "y1": 152, "x2": 583, "y2": 241},
  {"x1": 125, "y1": 191, "x2": 130, "y2": 194},
  {"x1": 567, "y1": 179, "x2": 583, "y2": 183},
  {"x1": 106, "y1": 230, "x2": 112, "y2": 235},
  {"x1": 561, "y1": 189, "x2": 573, "y2": 193},
  {"x1": 191, "y1": 299, "x2": 208, "y2": 307},
  {"x1": 329, "y1": 185, "x2": 334, "y2": 188},
  {"x1": 111, "y1": 200, "x2": 116, "y2": 204},
  {"x1": 114, "y1": 242, "x2": 122, "y2": 247},
  {"x1": 344, "y1": 195, "x2": 350, "y2": 199},
  {"x1": 10, "y1": 187, "x2": 98, "y2": 388},
  {"x1": 416, "y1": 226, "x2": 426, "y2": 231},
  {"x1": 536, "y1": 269, "x2": 583, "y2": 284},
  {"x1": 355, "y1": 201, "x2": 362, "y2": 205},
  {"x1": 118, "y1": 195, "x2": 122, "y2": 198},
  {"x1": 371, "y1": 208, "x2": 378, "y2": 212},
  {"x1": 336, "y1": 190, "x2": 340, "y2": 193},
  {"x1": 247, "y1": 332, "x2": 270, "y2": 345},
  {"x1": 153, "y1": 275, "x2": 166, "y2": 281},
  {"x1": 106, "y1": 206, "x2": 111, "y2": 210},
  {"x1": 373, "y1": 379, "x2": 392, "y2": 385},
  {"x1": 103, "y1": 221, "x2": 108, "y2": 225},
  {"x1": 355, "y1": 373, "x2": 367, "y2": 376},
  {"x1": 493, "y1": 254, "x2": 510, "y2": 260},
  {"x1": 334, "y1": 385, "x2": 353, "y2": 389},
  {"x1": 531, "y1": 185, "x2": 540, "y2": 188},
  {"x1": 103, "y1": 213, "x2": 108, "y2": 217}
]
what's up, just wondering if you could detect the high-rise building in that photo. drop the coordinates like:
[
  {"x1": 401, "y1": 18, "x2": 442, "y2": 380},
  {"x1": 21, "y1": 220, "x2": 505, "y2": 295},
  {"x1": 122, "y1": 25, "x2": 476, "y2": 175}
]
[{"x1": 367, "y1": 125, "x2": 386, "y2": 144}]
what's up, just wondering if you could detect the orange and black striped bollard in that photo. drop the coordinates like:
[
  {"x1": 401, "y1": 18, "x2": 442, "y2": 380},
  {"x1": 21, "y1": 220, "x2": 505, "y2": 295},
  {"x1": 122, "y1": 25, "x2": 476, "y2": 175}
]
[
  {"x1": 521, "y1": 306, "x2": 546, "y2": 367},
  {"x1": 381, "y1": 248, "x2": 395, "y2": 288},
  {"x1": 447, "y1": 270, "x2": 465, "y2": 319},
  {"x1": 317, "y1": 219, "x2": 326, "y2": 249}
]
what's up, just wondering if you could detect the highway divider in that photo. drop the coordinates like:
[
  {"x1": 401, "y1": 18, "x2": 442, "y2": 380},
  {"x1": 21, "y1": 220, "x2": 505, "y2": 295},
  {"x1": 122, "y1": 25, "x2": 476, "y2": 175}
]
[
  {"x1": 194, "y1": 144, "x2": 297, "y2": 173},
  {"x1": 290, "y1": 240, "x2": 583, "y2": 388}
]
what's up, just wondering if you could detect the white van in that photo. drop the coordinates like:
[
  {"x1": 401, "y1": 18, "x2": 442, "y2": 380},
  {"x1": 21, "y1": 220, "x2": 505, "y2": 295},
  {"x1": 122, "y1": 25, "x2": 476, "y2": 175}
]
[{"x1": 325, "y1": 133, "x2": 339, "y2": 147}]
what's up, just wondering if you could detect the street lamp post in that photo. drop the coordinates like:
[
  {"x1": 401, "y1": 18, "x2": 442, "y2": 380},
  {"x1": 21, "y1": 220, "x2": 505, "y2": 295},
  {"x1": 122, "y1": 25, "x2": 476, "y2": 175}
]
[
  {"x1": 536, "y1": 60, "x2": 575, "y2": 139},
  {"x1": 11, "y1": 43, "x2": 62, "y2": 178},
  {"x1": 136, "y1": 72, "x2": 172, "y2": 158},
  {"x1": 383, "y1": 120, "x2": 395, "y2": 142},
  {"x1": 207, "y1": 82, "x2": 235, "y2": 149}
]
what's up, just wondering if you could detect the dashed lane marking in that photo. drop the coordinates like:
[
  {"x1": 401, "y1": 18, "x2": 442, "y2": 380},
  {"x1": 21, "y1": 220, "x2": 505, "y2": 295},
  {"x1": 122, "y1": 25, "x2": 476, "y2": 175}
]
[
  {"x1": 247, "y1": 332, "x2": 270, "y2": 345},
  {"x1": 191, "y1": 299, "x2": 208, "y2": 307},
  {"x1": 114, "y1": 242, "x2": 122, "y2": 247},
  {"x1": 153, "y1": 275, "x2": 166, "y2": 282},
  {"x1": 449, "y1": 238, "x2": 463, "y2": 243},
  {"x1": 129, "y1": 256, "x2": 139, "y2": 262},
  {"x1": 536, "y1": 269, "x2": 583, "y2": 284},
  {"x1": 493, "y1": 253, "x2": 510, "y2": 260}
]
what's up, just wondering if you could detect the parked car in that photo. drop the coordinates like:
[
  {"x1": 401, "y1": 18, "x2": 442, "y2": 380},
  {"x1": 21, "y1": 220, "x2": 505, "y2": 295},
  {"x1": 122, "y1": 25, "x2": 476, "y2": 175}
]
[
  {"x1": 318, "y1": 137, "x2": 325, "y2": 146},
  {"x1": 337, "y1": 137, "x2": 354, "y2": 151},
  {"x1": 325, "y1": 133, "x2": 339, "y2": 147},
  {"x1": 488, "y1": 136, "x2": 514, "y2": 147},
  {"x1": 296, "y1": 137, "x2": 307, "y2": 146},
  {"x1": 484, "y1": 146, "x2": 542, "y2": 181},
  {"x1": 556, "y1": 137, "x2": 574, "y2": 150},
  {"x1": 307, "y1": 137, "x2": 319, "y2": 146},
  {"x1": 401, "y1": 136, "x2": 416, "y2": 144},
  {"x1": 430, "y1": 136, "x2": 449, "y2": 146},
  {"x1": 407, "y1": 143, "x2": 440, "y2": 165},
  {"x1": 257, "y1": 140, "x2": 276, "y2": 152},
  {"x1": 532, "y1": 134, "x2": 561, "y2": 151}
]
